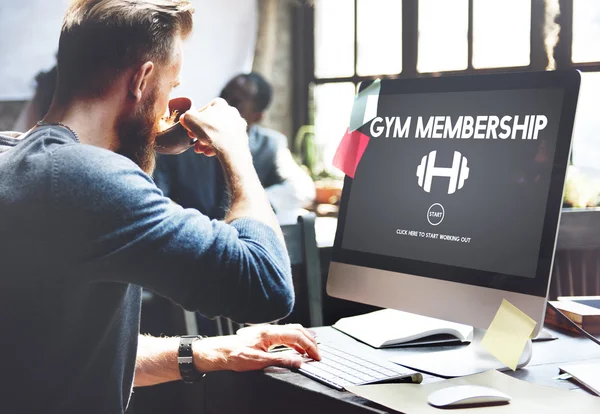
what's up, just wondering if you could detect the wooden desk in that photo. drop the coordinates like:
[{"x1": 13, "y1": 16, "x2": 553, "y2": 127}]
[{"x1": 202, "y1": 326, "x2": 600, "y2": 414}]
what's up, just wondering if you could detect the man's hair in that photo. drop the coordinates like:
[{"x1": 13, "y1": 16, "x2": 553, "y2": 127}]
[
  {"x1": 221, "y1": 72, "x2": 273, "y2": 113},
  {"x1": 245, "y1": 72, "x2": 272, "y2": 112},
  {"x1": 56, "y1": 0, "x2": 194, "y2": 101}
]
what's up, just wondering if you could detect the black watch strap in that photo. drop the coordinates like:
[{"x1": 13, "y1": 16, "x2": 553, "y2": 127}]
[{"x1": 178, "y1": 335, "x2": 206, "y2": 383}]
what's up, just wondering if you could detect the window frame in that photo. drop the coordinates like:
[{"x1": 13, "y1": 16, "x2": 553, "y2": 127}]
[{"x1": 292, "y1": 0, "x2": 600, "y2": 150}]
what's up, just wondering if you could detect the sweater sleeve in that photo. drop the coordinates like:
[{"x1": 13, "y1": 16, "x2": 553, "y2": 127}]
[{"x1": 49, "y1": 145, "x2": 294, "y2": 323}]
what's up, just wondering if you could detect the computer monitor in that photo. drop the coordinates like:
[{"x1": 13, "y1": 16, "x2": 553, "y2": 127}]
[{"x1": 327, "y1": 70, "x2": 580, "y2": 376}]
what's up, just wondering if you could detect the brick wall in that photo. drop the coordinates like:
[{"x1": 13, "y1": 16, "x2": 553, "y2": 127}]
[{"x1": 253, "y1": 0, "x2": 293, "y2": 144}]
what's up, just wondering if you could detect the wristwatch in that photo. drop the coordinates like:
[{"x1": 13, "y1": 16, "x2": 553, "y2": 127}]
[{"x1": 178, "y1": 335, "x2": 207, "y2": 383}]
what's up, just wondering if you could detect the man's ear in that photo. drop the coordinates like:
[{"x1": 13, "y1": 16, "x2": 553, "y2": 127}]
[{"x1": 129, "y1": 61, "x2": 154, "y2": 102}]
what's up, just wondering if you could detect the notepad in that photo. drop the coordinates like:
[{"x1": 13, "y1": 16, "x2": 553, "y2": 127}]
[
  {"x1": 546, "y1": 299, "x2": 600, "y2": 334},
  {"x1": 560, "y1": 362, "x2": 600, "y2": 396},
  {"x1": 332, "y1": 309, "x2": 473, "y2": 349},
  {"x1": 558, "y1": 296, "x2": 600, "y2": 310}
]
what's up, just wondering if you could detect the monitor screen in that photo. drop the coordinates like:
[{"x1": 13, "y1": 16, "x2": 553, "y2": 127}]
[{"x1": 333, "y1": 71, "x2": 580, "y2": 298}]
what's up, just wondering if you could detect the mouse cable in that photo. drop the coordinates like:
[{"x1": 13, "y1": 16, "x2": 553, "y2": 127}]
[{"x1": 546, "y1": 301, "x2": 600, "y2": 347}]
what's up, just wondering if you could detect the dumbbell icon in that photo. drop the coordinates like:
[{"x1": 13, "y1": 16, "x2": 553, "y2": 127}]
[{"x1": 416, "y1": 150, "x2": 469, "y2": 194}]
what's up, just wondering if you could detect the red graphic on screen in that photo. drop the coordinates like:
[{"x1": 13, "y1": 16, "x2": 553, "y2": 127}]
[{"x1": 332, "y1": 128, "x2": 370, "y2": 179}]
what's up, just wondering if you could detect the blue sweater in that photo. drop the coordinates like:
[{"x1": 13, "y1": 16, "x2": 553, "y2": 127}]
[{"x1": 0, "y1": 126, "x2": 293, "y2": 413}]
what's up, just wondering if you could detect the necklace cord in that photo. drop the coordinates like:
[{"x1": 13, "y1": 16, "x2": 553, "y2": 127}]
[{"x1": 36, "y1": 121, "x2": 80, "y2": 142}]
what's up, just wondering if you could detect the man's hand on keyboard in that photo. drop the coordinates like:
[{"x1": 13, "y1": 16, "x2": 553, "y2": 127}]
[{"x1": 192, "y1": 324, "x2": 321, "y2": 373}]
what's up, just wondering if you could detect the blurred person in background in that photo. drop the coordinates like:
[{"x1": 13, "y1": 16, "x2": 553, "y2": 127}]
[
  {"x1": 154, "y1": 72, "x2": 315, "y2": 223},
  {"x1": 12, "y1": 64, "x2": 57, "y2": 132}
]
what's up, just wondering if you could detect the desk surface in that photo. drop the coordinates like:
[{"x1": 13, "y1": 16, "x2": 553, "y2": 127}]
[{"x1": 203, "y1": 326, "x2": 600, "y2": 414}]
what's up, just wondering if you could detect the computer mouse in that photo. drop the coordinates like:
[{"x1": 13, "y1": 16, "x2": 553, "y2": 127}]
[{"x1": 428, "y1": 385, "x2": 511, "y2": 408}]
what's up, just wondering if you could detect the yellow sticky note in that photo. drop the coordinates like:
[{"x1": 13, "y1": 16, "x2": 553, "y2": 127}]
[{"x1": 480, "y1": 299, "x2": 537, "y2": 371}]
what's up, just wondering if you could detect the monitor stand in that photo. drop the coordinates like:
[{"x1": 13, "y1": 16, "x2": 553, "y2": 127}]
[{"x1": 389, "y1": 328, "x2": 532, "y2": 378}]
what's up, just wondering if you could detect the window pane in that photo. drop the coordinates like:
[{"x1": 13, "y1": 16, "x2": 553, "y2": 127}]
[
  {"x1": 473, "y1": 0, "x2": 531, "y2": 69},
  {"x1": 357, "y1": 0, "x2": 402, "y2": 76},
  {"x1": 418, "y1": 0, "x2": 468, "y2": 73},
  {"x1": 571, "y1": 72, "x2": 600, "y2": 169},
  {"x1": 572, "y1": 0, "x2": 600, "y2": 63},
  {"x1": 312, "y1": 82, "x2": 356, "y2": 176},
  {"x1": 314, "y1": 0, "x2": 354, "y2": 78}
]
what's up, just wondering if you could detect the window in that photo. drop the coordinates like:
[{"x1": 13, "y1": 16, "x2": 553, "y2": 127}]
[
  {"x1": 572, "y1": 0, "x2": 600, "y2": 63},
  {"x1": 472, "y1": 0, "x2": 531, "y2": 69},
  {"x1": 418, "y1": 0, "x2": 468, "y2": 73},
  {"x1": 570, "y1": 1, "x2": 600, "y2": 170},
  {"x1": 303, "y1": 0, "x2": 600, "y2": 176},
  {"x1": 314, "y1": 0, "x2": 354, "y2": 79},
  {"x1": 357, "y1": 0, "x2": 403, "y2": 76},
  {"x1": 312, "y1": 0, "x2": 404, "y2": 177},
  {"x1": 572, "y1": 72, "x2": 600, "y2": 168},
  {"x1": 312, "y1": 82, "x2": 356, "y2": 174}
]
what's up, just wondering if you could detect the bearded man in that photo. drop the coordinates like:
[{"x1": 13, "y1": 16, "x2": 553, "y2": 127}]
[{"x1": 0, "y1": 1, "x2": 318, "y2": 413}]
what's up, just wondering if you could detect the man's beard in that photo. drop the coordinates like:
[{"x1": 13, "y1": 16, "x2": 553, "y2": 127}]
[{"x1": 116, "y1": 89, "x2": 159, "y2": 174}]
